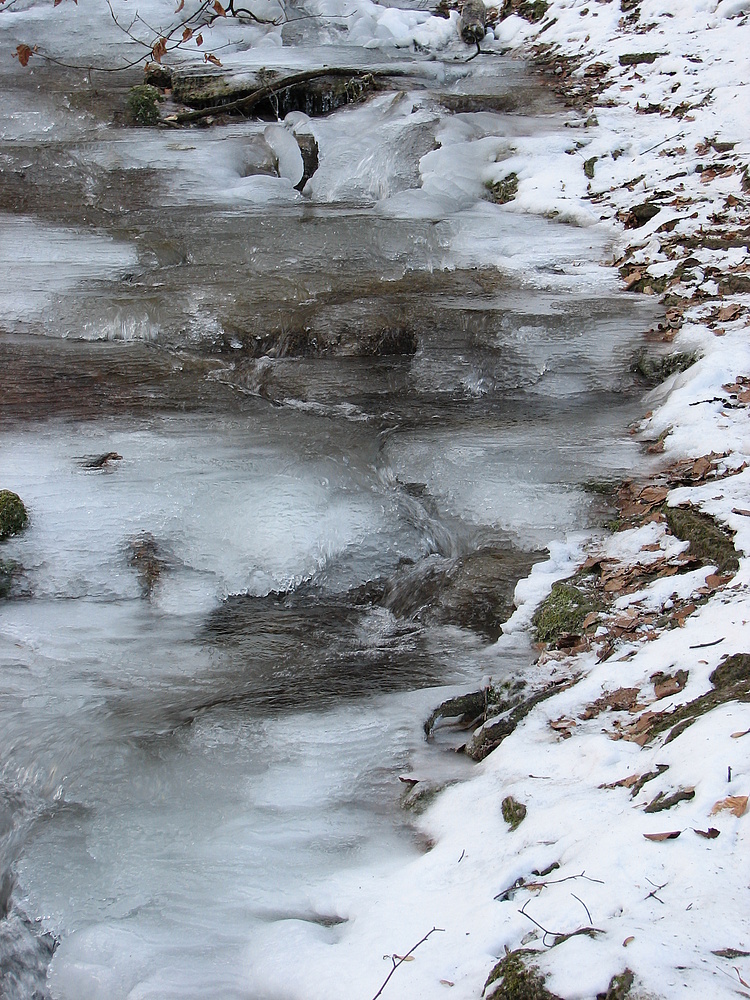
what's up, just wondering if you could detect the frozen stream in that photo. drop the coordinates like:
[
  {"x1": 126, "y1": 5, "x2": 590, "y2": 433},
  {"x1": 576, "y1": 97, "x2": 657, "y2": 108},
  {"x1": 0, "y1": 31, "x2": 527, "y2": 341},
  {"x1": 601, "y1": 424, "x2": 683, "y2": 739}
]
[{"x1": 0, "y1": 7, "x2": 659, "y2": 998}]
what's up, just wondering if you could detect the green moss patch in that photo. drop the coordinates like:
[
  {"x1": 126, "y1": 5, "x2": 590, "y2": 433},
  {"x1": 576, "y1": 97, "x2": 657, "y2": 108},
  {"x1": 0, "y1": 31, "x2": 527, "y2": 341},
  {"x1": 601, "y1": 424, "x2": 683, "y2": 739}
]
[
  {"x1": 633, "y1": 349, "x2": 698, "y2": 384},
  {"x1": 597, "y1": 970, "x2": 634, "y2": 1000},
  {"x1": 487, "y1": 172, "x2": 519, "y2": 205},
  {"x1": 0, "y1": 491, "x2": 28, "y2": 540},
  {"x1": 664, "y1": 505, "x2": 738, "y2": 574},
  {"x1": 485, "y1": 949, "x2": 561, "y2": 1000},
  {"x1": 126, "y1": 85, "x2": 164, "y2": 126},
  {"x1": 502, "y1": 795, "x2": 527, "y2": 830},
  {"x1": 532, "y1": 581, "x2": 601, "y2": 643}
]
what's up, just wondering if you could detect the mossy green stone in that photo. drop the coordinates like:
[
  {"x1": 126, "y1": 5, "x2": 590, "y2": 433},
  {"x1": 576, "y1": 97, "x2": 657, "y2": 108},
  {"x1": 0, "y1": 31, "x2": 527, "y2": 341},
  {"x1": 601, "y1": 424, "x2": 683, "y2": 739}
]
[
  {"x1": 532, "y1": 582, "x2": 600, "y2": 642},
  {"x1": 0, "y1": 491, "x2": 28, "y2": 540},
  {"x1": 126, "y1": 85, "x2": 163, "y2": 126}
]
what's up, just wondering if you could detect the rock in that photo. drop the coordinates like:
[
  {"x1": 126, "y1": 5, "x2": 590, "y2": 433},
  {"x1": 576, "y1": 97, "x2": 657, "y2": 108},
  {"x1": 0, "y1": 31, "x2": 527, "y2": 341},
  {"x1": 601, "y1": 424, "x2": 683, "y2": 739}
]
[
  {"x1": 459, "y1": 0, "x2": 487, "y2": 43},
  {"x1": 0, "y1": 491, "x2": 28, "y2": 541},
  {"x1": 128, "y1": 532, "x2": 170, "y2": 598}
]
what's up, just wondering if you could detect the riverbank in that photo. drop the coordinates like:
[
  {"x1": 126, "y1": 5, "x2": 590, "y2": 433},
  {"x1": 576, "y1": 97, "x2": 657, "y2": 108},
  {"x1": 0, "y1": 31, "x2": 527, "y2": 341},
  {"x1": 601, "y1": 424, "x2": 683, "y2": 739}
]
[
  {"x1": 270, "y1": 4, "x2": 750, "y2": 998},
  {"x1": 418, "y1": 3, "x2": 750, "y2": 997}
]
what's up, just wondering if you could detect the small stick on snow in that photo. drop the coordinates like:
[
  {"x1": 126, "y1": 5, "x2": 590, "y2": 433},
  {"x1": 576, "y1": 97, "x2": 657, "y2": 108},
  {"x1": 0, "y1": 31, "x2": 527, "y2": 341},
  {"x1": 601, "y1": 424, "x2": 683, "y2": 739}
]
[
  {"x1": 370, "y1": 927, "x2": 444, "y2": 1000},
  {"x1": 570, "y1": 893, "x2": 593, "y2": 924}
]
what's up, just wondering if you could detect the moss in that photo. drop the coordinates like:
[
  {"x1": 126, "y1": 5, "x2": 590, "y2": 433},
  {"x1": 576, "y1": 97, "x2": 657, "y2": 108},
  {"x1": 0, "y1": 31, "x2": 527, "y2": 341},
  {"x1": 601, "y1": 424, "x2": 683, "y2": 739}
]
[
  {"x1": 597, "y1": 970, "x2": 634, "y2": 1000},
  {"x1": 487, "y1": 172, "x2": 519, "y2": 205},
  {"x1": 502, "y1": 795, "x2": 527, "y2": 830},
  {"x1": 466, "y1": 679, "x2": 571, "y2": 761},
  {"x1": 633, "y1": 349, "x2": 698, "y2": 384},
  {"x1": 485, "y1": 950, "x2": 561, "y2": 1000},
  {"x1": 639, "y1": 653, "x2": 750, "y2": 745},
  {"x1": 664, "y1": 505, "x2": 738, "y2": 573},
  {"x1": 0, "y1": 559, "x2": 16, "y2": 598},
  {"x1": 126, "y1": 85, "x2": 163, "y2": 126},
  {"x1": 0, "y1": 491, "x2": 28, "y2": 541},
  {"x1": 710, "y1": 653, "x2": 750, "y2": 688},
  {"x1": 584, "y1": 156, "x2": 597, "y2": 179},
  {"x1": 424, "y1": 690, "x2": 487, "y2": 737},
  {"x1": 619, "y1": 52, "x2": 661, "y2": 66},
  {"x1": 532, "y1": 582, "x2": 600, "y2": 643},
  {"x1": 517, "y1": 0, "x2": 550, "y2": 22}
]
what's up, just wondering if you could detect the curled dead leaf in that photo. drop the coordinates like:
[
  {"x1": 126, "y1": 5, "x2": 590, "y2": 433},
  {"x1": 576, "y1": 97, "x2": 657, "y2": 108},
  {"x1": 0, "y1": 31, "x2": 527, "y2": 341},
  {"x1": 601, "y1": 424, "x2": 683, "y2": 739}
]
[
  {"x1": 731, "y1": 729, "x2": 750, "y2": 739},
  {"x1": 643, "y1": 830, "x2": 681, "y2": 841},
  {"x1": 175, "y1": 0, "x2": 184, "y2": 9},
  {"x1": 151, "y1": 38, "x2": 168, "y2": 63},
  {"x1": 204, "y1": 53, "x2": 222, "y2": 66},
  {"x1": 182, "y1": 27, "x2": 193, "y2": 41},
  {"x1": 13, "y1": 44, "x2": 36, "y2": 67},
  {"x1": 195, "y1": 33, "x2": 204, "y2": 45},
  {"x1": 710, "y1": 795, "x2": 748, "y2": 817},
  {"x1": 623, "y1": 936, "x2": 635, "y2": 947},
  {"x1": 717, "y1": 303, "x2": 741, "y2": 323},
  {"x1": 213, "y1": 0, "x2": 227, "y2": 12},
  {"x1": 693, "y1": 827, "x2": 720, "y2": 839}
]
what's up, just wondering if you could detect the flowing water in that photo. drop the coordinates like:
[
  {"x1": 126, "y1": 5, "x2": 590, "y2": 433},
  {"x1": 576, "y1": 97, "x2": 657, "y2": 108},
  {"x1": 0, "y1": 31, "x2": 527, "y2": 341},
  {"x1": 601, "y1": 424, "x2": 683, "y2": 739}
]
[{"x1": 0, "y1": 11, "x2": 659, "y2": 998}]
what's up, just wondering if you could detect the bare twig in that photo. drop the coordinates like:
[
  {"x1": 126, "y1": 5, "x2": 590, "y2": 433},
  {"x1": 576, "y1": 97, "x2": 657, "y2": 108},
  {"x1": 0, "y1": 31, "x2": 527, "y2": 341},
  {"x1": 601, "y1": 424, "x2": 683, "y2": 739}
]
[
  {"x1": 689, "y1": 637, "x2": 724, "y2": 649},
  {"x1": 518, "y1": 899, "x2": 601, "y2": 948},
  {"x1": 644, "y1": 878, "x2": 668, "y2": 904},
  {"x1": 370, "y1": 927, "x2": 445, "y2": 1000},
  {"x1": 570, "y1": 893, "x2": 592, "y2": 925}
]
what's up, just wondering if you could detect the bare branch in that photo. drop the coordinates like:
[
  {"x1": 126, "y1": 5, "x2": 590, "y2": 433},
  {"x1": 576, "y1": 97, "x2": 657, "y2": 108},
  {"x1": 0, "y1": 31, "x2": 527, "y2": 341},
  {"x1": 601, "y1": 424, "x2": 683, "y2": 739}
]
[{"x1": 370, "y1": 927, "x2": 445, "y2": 1000}]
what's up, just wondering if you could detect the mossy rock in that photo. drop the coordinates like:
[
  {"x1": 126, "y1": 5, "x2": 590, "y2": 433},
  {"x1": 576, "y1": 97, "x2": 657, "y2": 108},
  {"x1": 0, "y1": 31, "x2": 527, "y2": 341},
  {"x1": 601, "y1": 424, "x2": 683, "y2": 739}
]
[
  {"x1": 619, "y1": 52, "x2": 661, "y2": 66},
  {"x1": 0, "y1": 491, "x2": 28, "y2": 541},
  {"x1": 126, "y1": 85, "x2": 164, "y2": 126},
  {"x1": 597, "y1": 970, "x2": 634, "y2": 1000},
  {"x1": 487, "y1": 172, "x2": 519, "y2": 205},
  {"x1": 710, "y1": 653, "x2": 750, "y2": 689},
  {"x1": 485, "y1": 949, "x2": 561, "y2": 1000},
  {"x1": 633, "y1": 349, "x2": 697, "y2": 385},
  {"x1": 532, "y1": 581, "x2": 600, "y2": 643},
  {"x1": 502, "y1": 795, "x2": 527, "y2": 830},
  {"x1": 664, "y1": 505, "x2": 738, "y2": 574}
]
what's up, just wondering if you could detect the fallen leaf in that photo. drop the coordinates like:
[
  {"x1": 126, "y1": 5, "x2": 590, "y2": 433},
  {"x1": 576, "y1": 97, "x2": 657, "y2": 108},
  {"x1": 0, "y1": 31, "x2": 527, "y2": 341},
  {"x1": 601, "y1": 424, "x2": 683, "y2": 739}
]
[
  {"x1": 394, "y1": 955, "x2": 415, "y2": 962},
  {"x1": 693, "y1": 827, "x2": 720, "y2": 839},
  {"x1": 731, "y1": 729, "x2": 750, "y2": 739},
  {"x1": 643, "y1": 830, "x2": 681, "y2": 841},
  {"x1": 440, "y1": 981, "x2": 455, "y2": 987},
  {"x1": 14, "y1": 43, "x2": 35, "y2": 67},
  {"x1": 623, "y1": 936, "x2": 635, "y2": 947},
  {"x1": 195, "y1": 32, "x2": 204, "y2": 45},
  {"x1": 182, "y1": 27, "x2": 193, "y2": 41},
  {"x1": 736, "y1": 967, "x2": 750, "y2": 990},
  {"x1": 711, "y1": 795, "x2": 748, "y2": 817},
  {"x1": 213, "y1": 0, "x2": 227, "y2": 12},
  {"x1": 204, "y1": 53, "x2": 222, "y2": 66},
  {"x1": 175, "y1": 0, "x2": 185, "y2": 10},
  {"x1": 718, "y1": 303, "x2": 741, "y2": 322}
]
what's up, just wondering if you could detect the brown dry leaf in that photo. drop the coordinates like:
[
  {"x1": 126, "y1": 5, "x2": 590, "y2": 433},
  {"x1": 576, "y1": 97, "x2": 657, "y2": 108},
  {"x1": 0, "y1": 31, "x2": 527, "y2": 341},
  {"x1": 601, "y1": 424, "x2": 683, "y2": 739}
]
[
  {"x1": 639, "y1": 485, "x2": 669, "y2": 504},
  {"x1": 731, "y1": 729, "x2": 750, "y2": 739},
  {"x1": 692, "y1": 456, "x2": 712, "y2": 479},
  {"x1": 394, "y1": 955, "x2": 415, "y2": 962},
  {"x1": 643, "y1": 830, "x2": 681, "y2": 841},
  {"x1": 641, "y1": 542, "x2": 662, "y2": 552},
  {"x1": 739, "y1": 389, "x2": 750, "y2": 404},
  {"x1": 213, "y1": 0, "x2": 227, "y2": 12},
  {"x1": 623, "y1": 269, "x2": 643, "y2": 289},
  {"x1": 14, "y1": 44, "x2": 35, "y2": 67},
  {"x1": 205, "y1": 53, "x2": 223, "y2": 66},
  {"x1": 718, "y1": 303, "x2": 742, "y2": 322},
  {"x1": 182, "y1": 27, "x2": 193, "y2": 41},
  {"x1": 440, "y1": 981, "x2": 455, "y2": 988},
  {"x1": 151, "y1": 37, "x2": 168, "y2": 63},
  {"x1": 175, "y1": 0, "x2": 185, "y2": 10},
  {"x1": 711, "y1": 795, "x2": 748, "y2": 817},
  {"x1": 550, "y1": 717, "x2": 577, "y2": 731},
  {"x1": 195, "y1": 32, "x2": 204, "y2": 45},
  {"x1": 623, "y1": 936, "x2": 635, "y2": 947},
  {"x1": 582, "y1": 611, "x2": 600, "y2": 629},
  {"x1": 693, "y1": 827, "x2": 720, "y2": 839}
]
